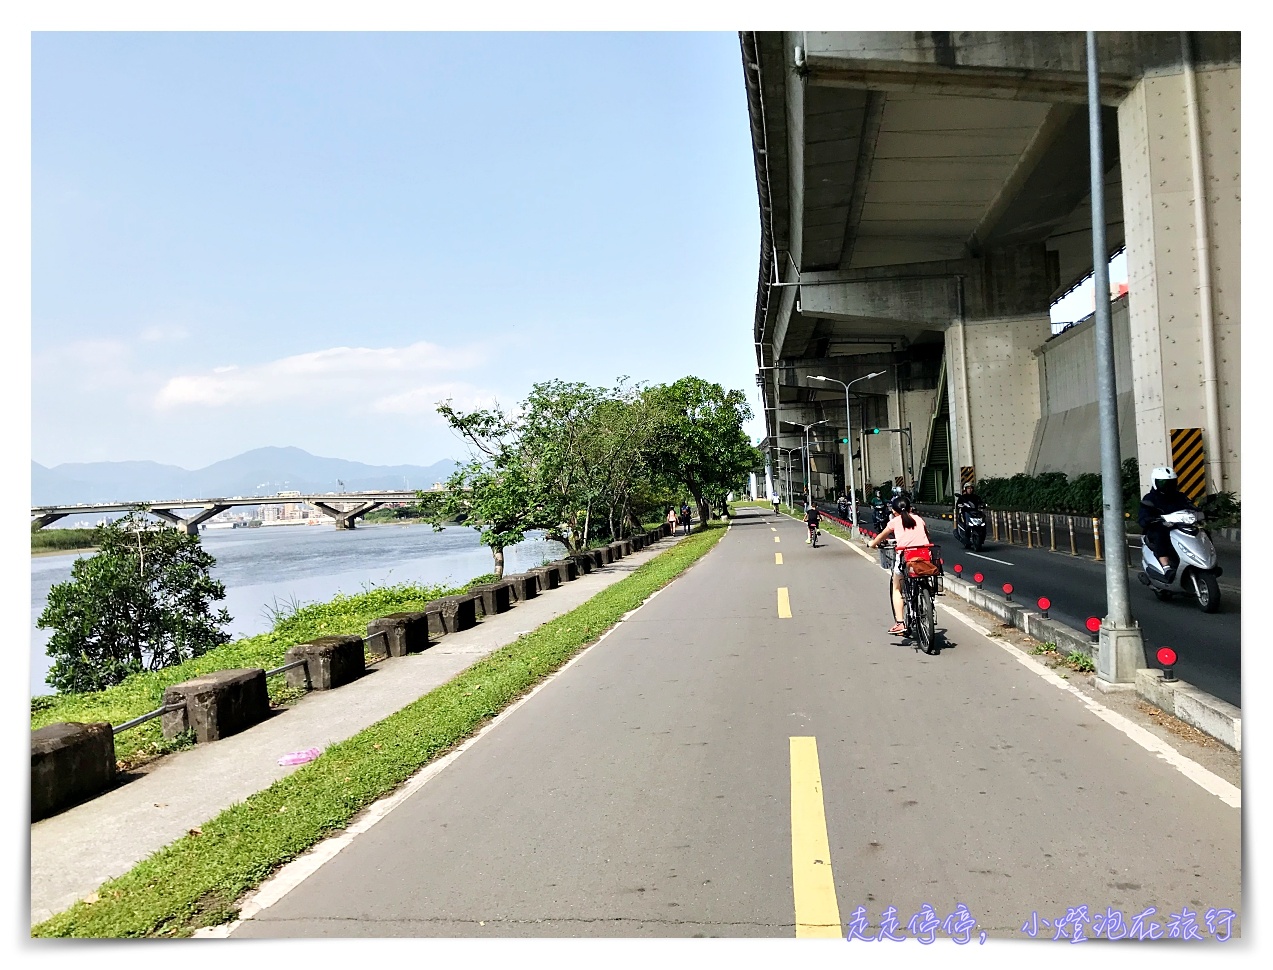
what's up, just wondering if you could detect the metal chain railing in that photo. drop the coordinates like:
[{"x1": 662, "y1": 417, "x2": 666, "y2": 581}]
[{"x1": 111, "y1": 632, "x2": 391, "y2": 736}]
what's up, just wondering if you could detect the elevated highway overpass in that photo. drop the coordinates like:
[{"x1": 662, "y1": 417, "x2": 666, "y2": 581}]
[
  {"x1": 31, "y1": 491, "x2": 427, "y2": 534},
  {"x1": 742, "y1": 31, "x2": 1240, "y2": 506}
]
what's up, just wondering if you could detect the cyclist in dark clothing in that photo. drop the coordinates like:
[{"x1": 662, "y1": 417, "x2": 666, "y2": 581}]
[
  {"x1": 1138, "y1": 466, "x2": 1198, "y2": 569},
  {"x1": 804, "y1": 504, "x2": 821, "y2": 544}
]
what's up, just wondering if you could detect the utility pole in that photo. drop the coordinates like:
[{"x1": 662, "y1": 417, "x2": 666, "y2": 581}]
[{"x1": 1087, "y1": 30, "x2": 1145, "y2": 687}]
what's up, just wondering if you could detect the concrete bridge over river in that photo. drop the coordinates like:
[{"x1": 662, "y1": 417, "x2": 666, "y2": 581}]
[{"x1": 31, "y1": 491, "x2": 427, "y2": 534}]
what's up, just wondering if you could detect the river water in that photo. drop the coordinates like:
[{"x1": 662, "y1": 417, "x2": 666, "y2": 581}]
[{"x1": 29, "y1": 522, "x2": 566, "y2": 698}]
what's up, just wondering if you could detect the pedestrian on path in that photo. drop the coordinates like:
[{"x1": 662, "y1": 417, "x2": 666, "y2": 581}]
[
  {"x1": 679, "y1": 505, "x2": 692, "y2": 535},
  {"x1": 771, "y1": 492, "x2": 781, "y2": 514},
  {"x1": 666, "y1": 507, "x2": 677, "y2": 534}
]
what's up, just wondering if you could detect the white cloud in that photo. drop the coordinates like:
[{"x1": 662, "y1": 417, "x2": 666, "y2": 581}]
[
  {"x1": 139, "y1": 325, "x2": 190, "y2": 342},
  {"x1": 154, "y1": 340, "x2": 493, "y2": 410},
  {"x1": 371, "y1": 382, "x2": 500, "y2": 416}
]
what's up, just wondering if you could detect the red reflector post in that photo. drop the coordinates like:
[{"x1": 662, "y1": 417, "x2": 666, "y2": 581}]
[
  {"x1": 1002, "y1": 583, "x2": 1014, "y2": 600},
  {"x1": 1037, "y1": 596, "x2": 1050, "y2": 618},
  {"x1": 973, "y1": 572, "x2": 984, "y2": 588},
  {"x1": 1085, "y1": 616, "x2": 1101, "y2": 641}
]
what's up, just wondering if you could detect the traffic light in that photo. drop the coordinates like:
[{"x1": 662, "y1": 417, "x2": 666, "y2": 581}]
[
  {"x1": 870, "y1": 428, "x2": 881, "y2": 434},
  {"x1": 839, "y1": 437, "x2": 850, "y2": 444}
]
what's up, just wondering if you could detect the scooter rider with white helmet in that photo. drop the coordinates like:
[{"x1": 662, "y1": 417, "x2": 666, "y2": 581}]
[{"x1": 1138, "y1": 467, "x2": 1198, "y2": 577}]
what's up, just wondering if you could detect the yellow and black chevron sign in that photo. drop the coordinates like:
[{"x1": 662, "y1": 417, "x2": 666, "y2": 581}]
[
  {"x1": 960, "y1": 466, "x2": 975, "y2": 488},
  {"x1": 1169, "y1": 428, "x2": 1207, "y2": 502},
  {"x1": 895, "y1": 476, "x2": 904, "y2": 487}
]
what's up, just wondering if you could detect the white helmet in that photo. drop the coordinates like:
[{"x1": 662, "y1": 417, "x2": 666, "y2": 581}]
[{"x1": 1151, "y1": 467, "x2": 1178, "y2": 493}]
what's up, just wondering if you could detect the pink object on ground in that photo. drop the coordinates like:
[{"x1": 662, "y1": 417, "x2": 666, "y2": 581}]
[{"x1": 277, "y1": 747, "x2": 322, "y2": 766}]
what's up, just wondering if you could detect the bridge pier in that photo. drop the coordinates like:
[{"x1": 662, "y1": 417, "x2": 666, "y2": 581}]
[
  {"x1": 311, "y1": 501, "x2": 384, "y2": 530},
  {"x1": 149, "y1": 505, "x2": 231, "y2": 535}
]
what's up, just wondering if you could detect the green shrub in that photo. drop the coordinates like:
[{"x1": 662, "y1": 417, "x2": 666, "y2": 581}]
[{"x1": 976, "y1": 458, "x2": 1142, "y2": 517}]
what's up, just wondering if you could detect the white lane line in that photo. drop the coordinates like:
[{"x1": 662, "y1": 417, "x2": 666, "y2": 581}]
[
  {"x1": 941, "y1": 607, "x2": 1240, "y2": 809},
  {"x1": 960, "y1": 551, "x2": 1014, "y2": 566},
  {"x1": 830, "y1": 526, "x2": 1240, "y2": 809}
]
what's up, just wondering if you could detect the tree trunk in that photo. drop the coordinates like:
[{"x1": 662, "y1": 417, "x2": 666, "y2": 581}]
[
  {"x1": 694, "y1": 493, "x2": 710, "y2": 530},
  {"x1": 492, "y1": 544, "x2": 505, "y2": 580}
]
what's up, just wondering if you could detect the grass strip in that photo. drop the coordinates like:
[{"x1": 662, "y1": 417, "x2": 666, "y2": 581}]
[
  {"x1": 32, "y1": 523, "x2": 727, "y2": 939},
  {"x1": 31, "y1": 580, "x2": 489, "y2": 769}
]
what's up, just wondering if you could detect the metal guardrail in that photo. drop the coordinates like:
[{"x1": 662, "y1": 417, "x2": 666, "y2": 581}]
[{"x1": 112, "y1": 703, "x2": 187, "y2": 736}]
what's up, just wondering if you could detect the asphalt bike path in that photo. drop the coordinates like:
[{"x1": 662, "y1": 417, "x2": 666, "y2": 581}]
[{"x1": 221, "y1": 507, "x2": 1240, "y2": 940}]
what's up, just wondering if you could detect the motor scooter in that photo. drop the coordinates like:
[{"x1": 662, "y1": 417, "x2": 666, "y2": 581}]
[
  {"x1": 953, "y1": 503, "x2": 988, "y2": 551},
  {"x1": 1136, "y1": 508, "x2": 1223, "y2": 613}
]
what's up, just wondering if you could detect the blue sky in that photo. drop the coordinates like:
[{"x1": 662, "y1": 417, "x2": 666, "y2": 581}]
[{"x1": 30, "y1": 30, "x2": 763, "y2": 470}]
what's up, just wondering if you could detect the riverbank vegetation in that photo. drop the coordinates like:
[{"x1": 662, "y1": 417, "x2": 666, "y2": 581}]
[
  {"x1": 425, "y1": 376, "x2": 758, "y2": 578},
  {"x1": 31, "y1": 526, "x2": 98, "y2": 553},
  {"x1": 31, "y1": 575, "x2": 492, "y2": 770},
  {"x1": 32, "y1": 522, "x2": 729, "y2": 939},
  {"x1": 39, "y1": 513, "x2": 233, "y2": 694}
]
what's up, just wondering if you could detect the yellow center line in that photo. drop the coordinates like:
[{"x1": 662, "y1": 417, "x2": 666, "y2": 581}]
[
  {"x1": 790, "y1": 737, "x2": 843, "y2": 938},
  {"x1": 777, "y1": 587, "x2": 792, "y2": 618},
  {"x1": 774, "y1": 536, "x2": 781, "y2": 543},
  {"x1": 775, "y1": 552, "x2": 783, "y2": 565}
]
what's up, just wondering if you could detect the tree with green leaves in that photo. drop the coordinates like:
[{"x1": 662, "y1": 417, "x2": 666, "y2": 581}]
[
  {"x1": 430, "y1": 398, "x2": 570, "y2": 578},
  {"x1": 643, "y1": 377, "x2": 761, "y2": 528},
  {"x1": 37, "y1": 512, "x2": 232, "y2": 694}
]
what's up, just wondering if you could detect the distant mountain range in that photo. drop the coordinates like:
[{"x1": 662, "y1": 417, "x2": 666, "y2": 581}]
[{"x1": 32, "y1": 447, "x2": 462, "y2": 507}]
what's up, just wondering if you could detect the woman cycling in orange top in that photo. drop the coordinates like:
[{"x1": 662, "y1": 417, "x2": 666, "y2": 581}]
[{"x1": 867, "y1": 496, "x2": 934, "y2": 635}]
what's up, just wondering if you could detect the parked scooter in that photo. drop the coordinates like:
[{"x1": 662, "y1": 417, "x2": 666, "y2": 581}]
[
  {"x1": 1136, "y1": 508, "x2": 1223, "y2": 613},
  {"x1": 954, "y1": 503, "x2": 988, "y2": 552}
]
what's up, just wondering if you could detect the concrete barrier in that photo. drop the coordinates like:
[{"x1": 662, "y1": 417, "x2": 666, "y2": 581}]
[
  {"x1": 505, "y1": 573, "x2": 539, "y2": 602},
  {"x1": 284, "y1": 635, "x2": 366, "y2": 690},
  {"x1": 1137, "y1": 669, "x2": 1242, "y2": 752},
  {"x1": 31, "y1": 722, "x2": 117, "y2": 821},
  {"x1": 620, "y1": 540, "x2": 633, "y2": 556},
  {"x1": 366, "y1": 611, "x2": 431, "y2": 656},
  {"x1": 162, "y1": 668, "x2": 270, "y2": 743},
  {"x1": 552, "y1": 559, "x2": 579, "y2": 582},
  {"x1": 531, "y1": 566, "x2": 561, "y2": 591},
  {"x1": 591, "y1": 549, "x2": 606, "y2": 568},
  {"x1": 571, "y1": 553, "x2": 594, "y2": 575},
  {"x1": 470, "y1": 581, "x2": 514, "y2": 616},
  {"x1": 435, "y1": 595, "x2": 478, "y2": 633}
]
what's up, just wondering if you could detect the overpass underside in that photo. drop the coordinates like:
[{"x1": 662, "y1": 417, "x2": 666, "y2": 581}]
[{"x1": 744, "y1": 31, "x2": 1240, "y2": 505}]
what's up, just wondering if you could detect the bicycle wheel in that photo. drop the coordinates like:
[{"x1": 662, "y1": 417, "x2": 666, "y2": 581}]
[{"x1": 917, "y1": 585, "x2": 937, "y2": 654}]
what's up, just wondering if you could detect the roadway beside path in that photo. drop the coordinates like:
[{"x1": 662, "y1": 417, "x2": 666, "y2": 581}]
[
  {"x1": 819, "y1": 501, "x2": 1241, "y2": 709},
  {"x1": 29, "y1": 530, "x2": 691, "y2": 926},
  {"x1": 221, "y1": 505, "x2": 1239, "y2": 940}
]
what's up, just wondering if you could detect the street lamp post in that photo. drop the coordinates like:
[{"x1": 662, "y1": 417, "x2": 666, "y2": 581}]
[
  {"x1": 793, "y1": 420, "x2": 828, "y2": 506},
  {"x1": 809, "y1": 372, "x2": 884, "y2": 539},
  {"x1": 775, "y1": 447, "x2": 798, "y2": 510}
]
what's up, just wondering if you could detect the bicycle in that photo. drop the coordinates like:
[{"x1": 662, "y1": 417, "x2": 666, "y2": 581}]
[{"x1": 883, "y1": 541, "x2": 943, "y2": 654}]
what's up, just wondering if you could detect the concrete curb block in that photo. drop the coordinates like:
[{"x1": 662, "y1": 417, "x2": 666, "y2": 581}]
[{"x1": 940, "y1": 574, "x2": 1241, "y2": 752}]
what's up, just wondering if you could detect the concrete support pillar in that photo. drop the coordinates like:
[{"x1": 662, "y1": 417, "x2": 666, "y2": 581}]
[
  {"x1": 1118, "y1": 61, "x2": 1240, "y2": 496},
  {"x1": 945, "y1": 313, "x2": 1053, "y2": 480}
]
